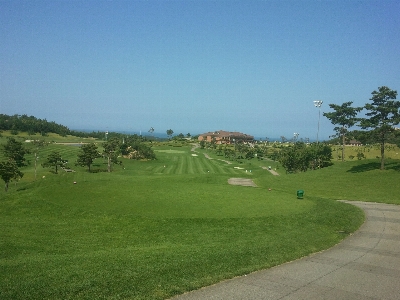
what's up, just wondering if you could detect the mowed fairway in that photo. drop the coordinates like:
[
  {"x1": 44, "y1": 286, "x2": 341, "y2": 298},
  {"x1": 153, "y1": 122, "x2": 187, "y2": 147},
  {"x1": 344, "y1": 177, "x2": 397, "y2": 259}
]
[
  {"x1": 151, "y1": 148, "x2": 240, "y2": 175},
  {"x1": 1, "y1": 144, "x2": 364, "y2": 299}
]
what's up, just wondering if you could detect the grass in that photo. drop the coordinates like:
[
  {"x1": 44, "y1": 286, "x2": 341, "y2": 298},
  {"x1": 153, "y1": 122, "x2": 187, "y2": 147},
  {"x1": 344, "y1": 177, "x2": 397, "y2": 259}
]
[
  {"x1": 331, "y1": 144, "x2": 400, "y2": 160},
  {"x1": 2, "y1": 134, "x2": 399, "y2": 299},
  {"x1": 199, "y1": 146, "x2": 400, "y2": 204},
  {"x1": 0, "y1": 131, "x2": 98, "y2": 143}
]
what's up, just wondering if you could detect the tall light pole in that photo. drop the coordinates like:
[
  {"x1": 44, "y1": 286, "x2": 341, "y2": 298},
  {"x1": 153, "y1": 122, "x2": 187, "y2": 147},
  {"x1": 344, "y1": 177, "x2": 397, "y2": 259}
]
[
  {"x1": 293, "y1": 132, "x2": 299, "y2": 141},
  {"x1": 313, "y1": 100, "x2": 323, "y2": 143}
]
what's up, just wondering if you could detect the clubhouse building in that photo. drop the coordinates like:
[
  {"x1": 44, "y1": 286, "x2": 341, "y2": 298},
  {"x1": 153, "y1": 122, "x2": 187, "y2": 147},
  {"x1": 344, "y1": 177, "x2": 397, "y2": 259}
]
[{"x1": 198, "y1": 130, "x2": 254, "y2": 145}]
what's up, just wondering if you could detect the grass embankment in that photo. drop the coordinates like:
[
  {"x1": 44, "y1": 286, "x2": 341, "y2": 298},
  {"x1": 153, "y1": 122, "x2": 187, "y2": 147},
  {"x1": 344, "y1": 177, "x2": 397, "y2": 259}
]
[
  {"x1": 2, "y1": 135, "x2": 397, "y2": 299},
  {"x1": 0, "y1": 131, "x2": 97, "y2": 143}
]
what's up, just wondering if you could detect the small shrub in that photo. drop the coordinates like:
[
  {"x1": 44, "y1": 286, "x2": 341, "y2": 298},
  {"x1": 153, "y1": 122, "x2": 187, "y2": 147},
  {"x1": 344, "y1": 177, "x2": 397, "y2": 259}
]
[{"x1": 357, "y1": 152, "x2": 365, "y2": 160}]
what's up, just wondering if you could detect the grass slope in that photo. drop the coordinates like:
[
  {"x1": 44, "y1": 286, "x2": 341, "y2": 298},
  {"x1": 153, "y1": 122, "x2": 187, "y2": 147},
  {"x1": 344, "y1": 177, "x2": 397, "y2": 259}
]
[{"x1": 3, "y1": 136, "x2": 398, "y2": 299}]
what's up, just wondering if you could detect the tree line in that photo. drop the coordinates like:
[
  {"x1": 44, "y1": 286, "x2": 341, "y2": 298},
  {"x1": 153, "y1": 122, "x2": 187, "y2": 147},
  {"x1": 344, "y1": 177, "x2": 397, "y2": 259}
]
[
  {"x1": 0, "y1": 114, "x2": 70, "y2": 136},
  {"x1": 324, "y1": 86, "x2": 399, "y2": 170},
  {"x1": 278, "y1": 142, "x2": 333, "y2": 173},
  {"x1": 201, "y1": 138, "x2": 333, "y2": 173},
  {"x1": 0, "y1": 135, "x2": 156, "y2": 191},
  {"x1": 199, "y1": 86, "x2": 399, "y2": 173},
  {"x1": 278, "y1": 86, "x2": 399, "y2": 172},
  {"x1": 0, "y1": 114, "x2": 152, "y2": 141},
  {"x1": 75, "y1": 137, "x2": 156, "y2": 172}
]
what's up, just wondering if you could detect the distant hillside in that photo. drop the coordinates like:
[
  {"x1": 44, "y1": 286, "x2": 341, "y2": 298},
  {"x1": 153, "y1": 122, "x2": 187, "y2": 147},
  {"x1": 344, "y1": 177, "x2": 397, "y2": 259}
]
[
  {"x1": 0, "y1": 114, "x2": 156, "y2": 140},
  {"x1": 0, "y1": 114, "x2": 71, "y2": 136}
]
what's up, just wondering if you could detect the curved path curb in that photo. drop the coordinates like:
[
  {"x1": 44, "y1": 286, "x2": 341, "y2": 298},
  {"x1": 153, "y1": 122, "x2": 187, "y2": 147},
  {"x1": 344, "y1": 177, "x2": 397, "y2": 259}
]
[{"x1": 172, "y1": 201, "x2": 400, "y2": 299}]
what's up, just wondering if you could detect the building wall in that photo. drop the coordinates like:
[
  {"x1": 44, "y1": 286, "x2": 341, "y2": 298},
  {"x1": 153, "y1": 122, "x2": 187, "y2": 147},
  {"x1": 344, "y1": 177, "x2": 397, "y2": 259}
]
[{"x1": 198, "y1": 130, "x2": 253, "y2": 144}]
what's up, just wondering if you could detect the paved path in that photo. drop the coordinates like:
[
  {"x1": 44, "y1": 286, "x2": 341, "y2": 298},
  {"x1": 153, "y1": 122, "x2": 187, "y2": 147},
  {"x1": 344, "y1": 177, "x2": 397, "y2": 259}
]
[
  {"x1": 262, "y1": 166, "x2": 280, "y2": 176},
  {"x1": 171, "y1": 201, "x2": 400, "y2": 300}
]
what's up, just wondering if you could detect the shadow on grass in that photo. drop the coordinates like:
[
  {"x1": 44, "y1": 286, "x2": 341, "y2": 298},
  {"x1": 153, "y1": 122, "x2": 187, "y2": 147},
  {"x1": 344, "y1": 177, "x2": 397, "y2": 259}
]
[
  {"x1": 16, "y1": 186, "x2": 29, "y2": 191},
  {"x1": 89, "y1": 168, "x2": 108, "y2": 173},
  {"x1": 347, "y1": 160, "x2": 400, "y2": 173}
]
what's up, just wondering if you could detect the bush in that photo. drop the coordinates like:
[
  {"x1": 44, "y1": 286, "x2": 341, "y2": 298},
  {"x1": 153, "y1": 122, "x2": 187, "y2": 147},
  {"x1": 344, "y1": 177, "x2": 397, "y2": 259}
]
[{"x1": 357, "y1": 152, "x2": 365, "y2": 160}]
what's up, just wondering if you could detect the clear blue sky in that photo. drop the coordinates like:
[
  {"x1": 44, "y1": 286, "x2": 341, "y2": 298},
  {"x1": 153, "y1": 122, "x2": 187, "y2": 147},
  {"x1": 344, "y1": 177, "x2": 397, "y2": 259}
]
[{"x1": 1, "y1": 0, "x2": 399, "y2": 140}]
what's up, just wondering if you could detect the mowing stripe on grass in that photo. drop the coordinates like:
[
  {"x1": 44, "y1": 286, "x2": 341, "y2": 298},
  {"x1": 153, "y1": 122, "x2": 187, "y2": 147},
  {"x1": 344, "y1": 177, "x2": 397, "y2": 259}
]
[
  {"x1": 192, "y1": 155, "x2": 207, "y2": 174},
  {"x1": 152, "y1": 165, "x2": 166, "y2": 174},
  {"x1": 202, "y1": 156, "x2": 241, "y2": 175},
  {"x1": 177, "y1": 154, "x2": 185, "y2": 174},
  {"x1": 227, "y1": 164, "x2": 242, "y2": 175},
  {"x1": 201, "y1": 157, "x2": 218, "y2": 173},
  {"x1": 205, "y1": 158, "x2": 224, "y2": 174},
  {"x1": 187, "y1": 155, "x2": 195, "y2": 174},
  {"x1": 228, "y1": 164, "x2": 242, "y2": 175},
  {"x1": 165, "y1": 155, "x2": 178, "y2": 174},
  {"x1": 165, "y1": 163, "x2": 176, "y2": 174},
  {"x1": 209, "y1": 159, "x2": 233, "y2": 175}
]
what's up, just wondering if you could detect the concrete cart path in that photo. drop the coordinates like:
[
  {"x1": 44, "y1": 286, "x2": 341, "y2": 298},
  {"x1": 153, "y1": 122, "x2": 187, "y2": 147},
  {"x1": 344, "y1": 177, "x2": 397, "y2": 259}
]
[
  {"x1": 262, "y1": 166, "x2": 280, "y2": 176},
  {"x1": 171, "y1": 201, "x2": 400, "y2": 300}
]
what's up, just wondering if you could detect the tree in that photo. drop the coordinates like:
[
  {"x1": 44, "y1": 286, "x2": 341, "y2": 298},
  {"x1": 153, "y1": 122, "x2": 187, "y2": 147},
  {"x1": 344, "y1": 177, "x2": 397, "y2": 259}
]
[
  {"x1": 216, "y1": 144, "x2": 223, "y2": 156},
  {"x1": 323, "y1": 102, "x2": 362, "y2": 161},
  {"x1": 309, "y1": 143, "x2": 333, "y2": 169},
  {"x1": 102, "y1": 137, "x2": 122, "y2": 172},
  {"x1": 1, "y1": 137, "x2": 30, "y2": 167},
  {"x1": 42, "y1": 151, "x2": 64, "y2": 174},
  {"x1": 31, "y1": 139, "x2": 47, "y2": 180},
  {"x1": 122, "y1": 141, "x2": 156, "y2": 160},
  {"x1": 0, "y1": 159, "x2": 23, "y2": 192},
  {"x1": 360, "y1": 86, "x2": 399, "y2": 170},
  {"x1": 166, "y1": 129, "x2": 174, "y2": 140},
  {"x1": 75, "y1": 143, "x2": 101, "y2": 172},
  {"x1": 279, "y1": 142, "x2": 332, "y2": 173},
  {"x1": 279, "y1": 142, "x2": 311, "y2": 173}
]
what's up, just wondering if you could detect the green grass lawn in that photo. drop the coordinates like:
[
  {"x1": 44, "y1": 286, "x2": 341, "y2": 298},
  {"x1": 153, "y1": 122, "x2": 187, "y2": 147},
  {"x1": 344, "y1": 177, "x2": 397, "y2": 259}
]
[{"x1": 2, "y1": 139, "x2": 399, "y2": 299}]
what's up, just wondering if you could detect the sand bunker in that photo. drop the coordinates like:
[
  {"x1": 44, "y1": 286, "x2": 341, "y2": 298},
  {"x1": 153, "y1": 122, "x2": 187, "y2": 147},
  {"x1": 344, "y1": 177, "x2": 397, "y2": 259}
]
[{"x1": 228, "y1": 178, "x2": 257, "y2": 187}]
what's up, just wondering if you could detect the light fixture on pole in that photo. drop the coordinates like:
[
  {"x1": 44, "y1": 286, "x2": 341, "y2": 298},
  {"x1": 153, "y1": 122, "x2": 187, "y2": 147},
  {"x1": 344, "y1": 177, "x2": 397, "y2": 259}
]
[
  {"x1": 293, "y1": 132, "x2": 299, "y2": 141},
  {"x1": 313, "y1": 100, "x2": 323, "y2": 143}
]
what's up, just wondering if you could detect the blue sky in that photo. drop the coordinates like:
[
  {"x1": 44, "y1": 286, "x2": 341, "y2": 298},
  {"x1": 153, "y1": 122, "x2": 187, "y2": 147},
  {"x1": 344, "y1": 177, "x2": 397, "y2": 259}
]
[{"x1": 1, "y1": 0, "x2": 399, "y2": 140}]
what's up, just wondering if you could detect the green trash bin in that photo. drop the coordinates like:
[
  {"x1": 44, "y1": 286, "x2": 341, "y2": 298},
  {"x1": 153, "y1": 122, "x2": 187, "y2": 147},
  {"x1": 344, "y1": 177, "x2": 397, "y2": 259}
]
[{"x1": 297, "y1": 190, "x2": 304, "y2": 199}]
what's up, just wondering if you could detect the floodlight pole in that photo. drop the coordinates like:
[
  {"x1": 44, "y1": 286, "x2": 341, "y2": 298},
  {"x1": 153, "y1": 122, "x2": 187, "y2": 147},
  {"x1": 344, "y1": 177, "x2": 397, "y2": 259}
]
[
  {"x1": 293, "y1": 132, "x2": 299, "y2": 142},
  {"x1": 313, "y1": 100, "x2": 323, "y2": 143}
]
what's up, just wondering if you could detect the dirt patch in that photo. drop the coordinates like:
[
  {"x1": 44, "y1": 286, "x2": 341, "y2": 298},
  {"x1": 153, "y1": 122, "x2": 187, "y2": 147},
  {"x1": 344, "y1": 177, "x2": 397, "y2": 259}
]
[{"x1": 228, "y1": 178, "x2": 257, "y2": 187}]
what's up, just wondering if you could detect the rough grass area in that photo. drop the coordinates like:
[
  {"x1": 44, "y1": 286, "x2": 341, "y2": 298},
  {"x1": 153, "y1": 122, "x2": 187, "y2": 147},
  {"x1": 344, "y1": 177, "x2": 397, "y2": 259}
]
[
  {"x1": 3, "y1": 137, "x2": 397, "y2": 299},
  {"x1": 199, "y1": 147, "x2": 400, "y2": 205},
  {"x1": 331, "y1": 144, "x2": 400, "y2": 160}
]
